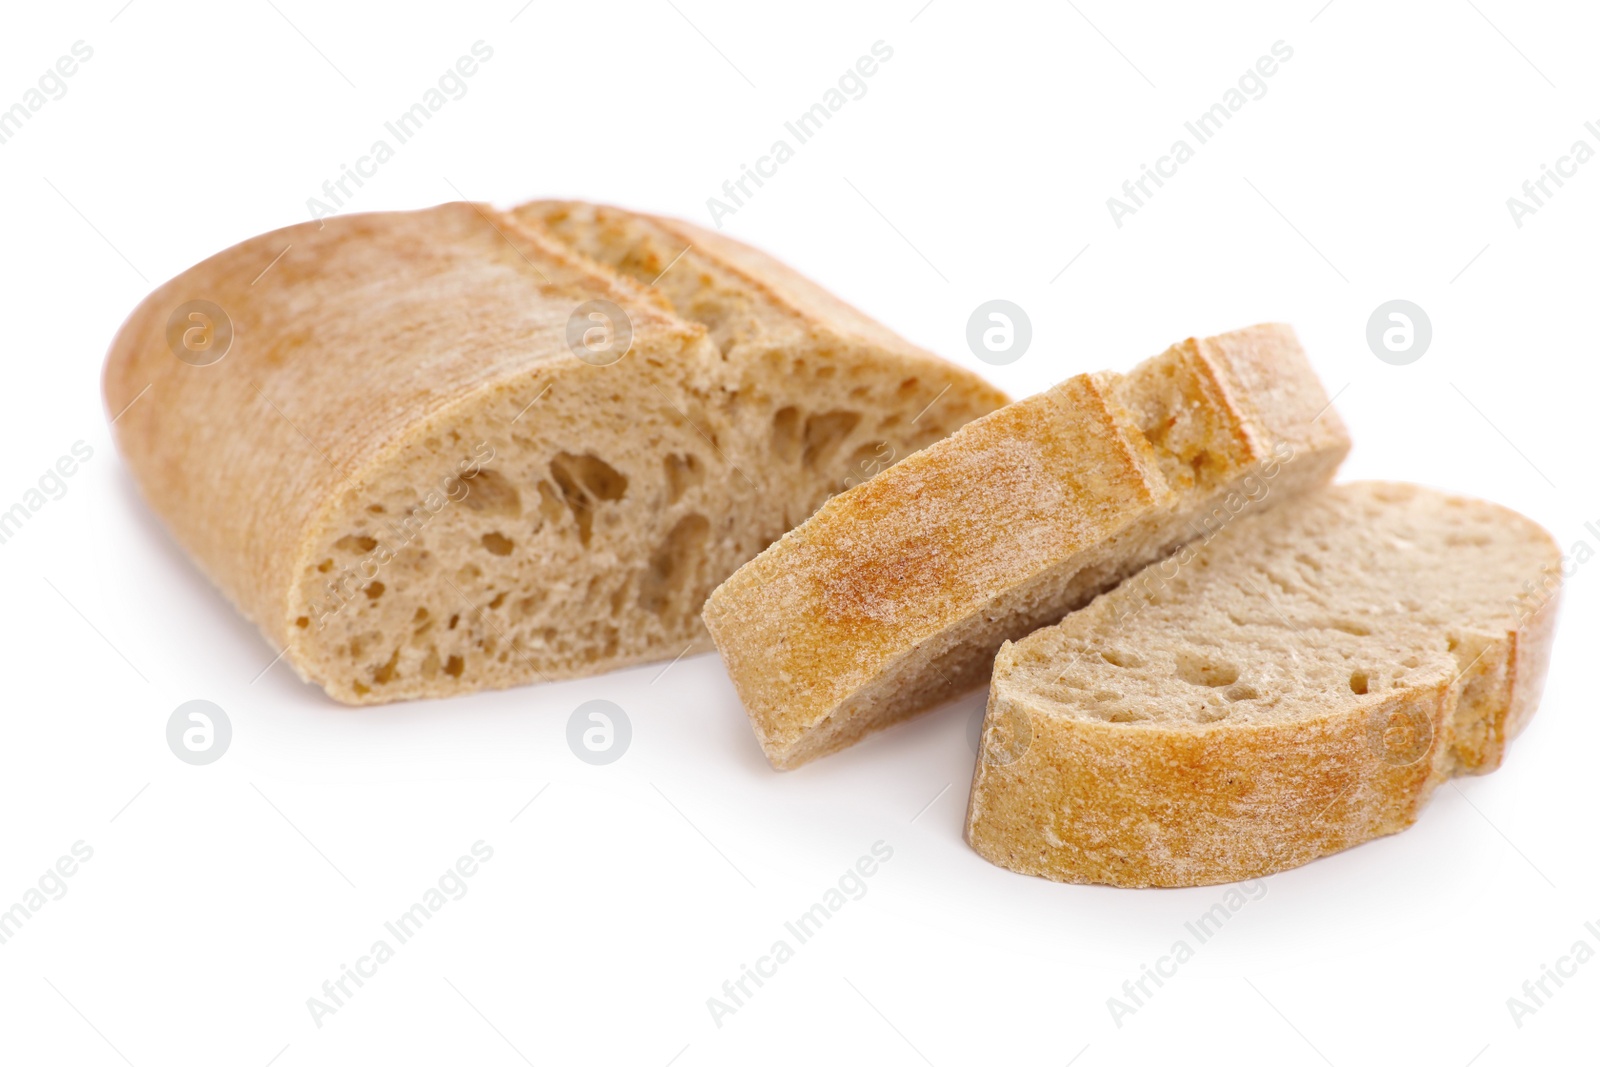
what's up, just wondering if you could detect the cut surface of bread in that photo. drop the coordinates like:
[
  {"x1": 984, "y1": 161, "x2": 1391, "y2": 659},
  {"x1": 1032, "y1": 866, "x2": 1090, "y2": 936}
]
[
  {"x1": 703, "y1": 324, "x2": 1351, "y2": 769},
  {"x1": 966, "y1": 482, "x2": 1562, "y2": 888},
  {"x1": 103, "y1": 202, "x2": 1005, "y2": 704}
]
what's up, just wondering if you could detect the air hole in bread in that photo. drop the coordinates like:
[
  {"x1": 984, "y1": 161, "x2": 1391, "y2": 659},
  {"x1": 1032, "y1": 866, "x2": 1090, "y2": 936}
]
[
  {"x1": 1330, "y1": 619, "x2": 1370, "y2": 636},
  {"x1": 534, "y1": 480, "x2": 564, "y2": 530},
  {"x1": 573, "y1": 453, "x2": 628, "y2": 499},
  {"x1": 364, "y1": 581, "x2": 385, "y2": 600},
  {"x1": 443, "y1": 654, "x2": 464, "y2": 677},
  {"x1": 1175, "y1": 651, "x2": 1240, "y2": 688},
  {"x1": 459, "y1": 469, "x2": 521, "y2": 517},
  {"x1": 1349, "y1": 670, "x2": 1369, "y2": 695},
  {"x1": 1225, "y1": 684, "x2": 1258, "y2": 702},
  {"x1": 1101, "y1": 649, "x2": 1144, "y2": 669},
  {"x1": 664, "y1": 453, "x2": 705, "y2": 504},
  {"x1": 335, "y1": 534, "x2": 378, "y2": 553},
  {"x1": 771, "y1": 406, "x2": 802, "y2": 461},
  {"x1": 481, "y1": 532, "x2": 515, "y2": 556},
  {"x1": 640, "y1": 514, "x2": 710, "y2": 615},
  {"x1": 549, "y1": 452, "x2": 629, "y2": 546},
  {"x1": 373, "y1": 647, "x2": 400, "y2": 685},
  {"x1": 348, "y1": 631, "x2": 378, "y2": 659},
  {"x1": 802, "y1": 411, "x2": 861, "y2": 469}
]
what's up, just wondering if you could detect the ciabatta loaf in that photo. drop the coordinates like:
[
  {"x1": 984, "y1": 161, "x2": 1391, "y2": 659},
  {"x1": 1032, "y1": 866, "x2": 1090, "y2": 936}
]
[
  {"x1": 966, "y1": 482, "x2": 1562, "y2": 888},
  {"x1": 703, "y1": 324, "x2": 1351, "y2": 769},
  {"x1": 103, "y1": 202, "x2": 1005, "y2": 704}
]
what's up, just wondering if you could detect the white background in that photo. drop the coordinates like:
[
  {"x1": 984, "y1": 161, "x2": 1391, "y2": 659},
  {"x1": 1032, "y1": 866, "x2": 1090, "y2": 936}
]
[{"x1": 1, "y1": 1, "x2": 1596, "y2": 1064}]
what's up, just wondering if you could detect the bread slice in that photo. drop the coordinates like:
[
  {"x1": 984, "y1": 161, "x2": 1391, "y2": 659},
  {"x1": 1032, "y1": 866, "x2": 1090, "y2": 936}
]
[
  {"x1": 966, "y1": 482, "x2": 1562, "y2": 888},
  {"x1": 703, "y1": 324, "x2": 1351, "y2": 769},
  {"x1": 103, "y1": 202, "x2": 1006, "y2": 704}
]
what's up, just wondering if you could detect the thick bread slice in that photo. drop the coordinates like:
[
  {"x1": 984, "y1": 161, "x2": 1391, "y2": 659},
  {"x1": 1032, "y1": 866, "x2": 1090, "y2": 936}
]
[
  {"x1": 966, "y1": 482, "x2": 1562, "y2": 888},
  {"x1": 103, "y1": 203, "x2": 1005, "y2": 704},
  {"x1": 703, "y1": 324, "x2": 1351, "y2": 769}
]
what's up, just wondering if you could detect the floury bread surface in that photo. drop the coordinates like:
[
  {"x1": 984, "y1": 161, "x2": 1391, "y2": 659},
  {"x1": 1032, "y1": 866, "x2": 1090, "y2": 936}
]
[
  {"x1": 702, "y1": 324, "x2": 1351, "y2": 769},
  {"x1": 965, "y1": 483, "x2": 1562, "y2": 888},
  {"x1": 103, "y1": 202, "x2": 1006, "y2": 704}
]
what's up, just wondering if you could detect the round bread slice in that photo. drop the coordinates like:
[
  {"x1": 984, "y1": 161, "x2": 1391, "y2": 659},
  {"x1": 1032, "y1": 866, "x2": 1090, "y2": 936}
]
[
  {"x1": 103, "y1": 202, "x2": 1005, "y2": 704},
  {"x1": 965, "y1": 482, "x2": 1563, "y2": 888}
]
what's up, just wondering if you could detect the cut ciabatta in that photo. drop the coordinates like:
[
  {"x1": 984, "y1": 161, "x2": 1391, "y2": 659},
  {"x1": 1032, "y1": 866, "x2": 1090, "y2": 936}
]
[
  {"x1": 703, "y1": 323, "x2": 1351, "y2": 769},
  {"x1": 966, "y1": 481, "x2": 1562, "y2": 888},
  {"x1": 103, "y1": 202, "x2": 1005, "y2": 704}
]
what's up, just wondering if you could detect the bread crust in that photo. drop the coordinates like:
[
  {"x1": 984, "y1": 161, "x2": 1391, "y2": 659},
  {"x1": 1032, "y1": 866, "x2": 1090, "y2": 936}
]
[
  {"x1": 704, "y1": 324, "x2": 1350, "y2": 769},
  {"x1": 964, "y1": 482, "x2": 1563, "y2": 888}
]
